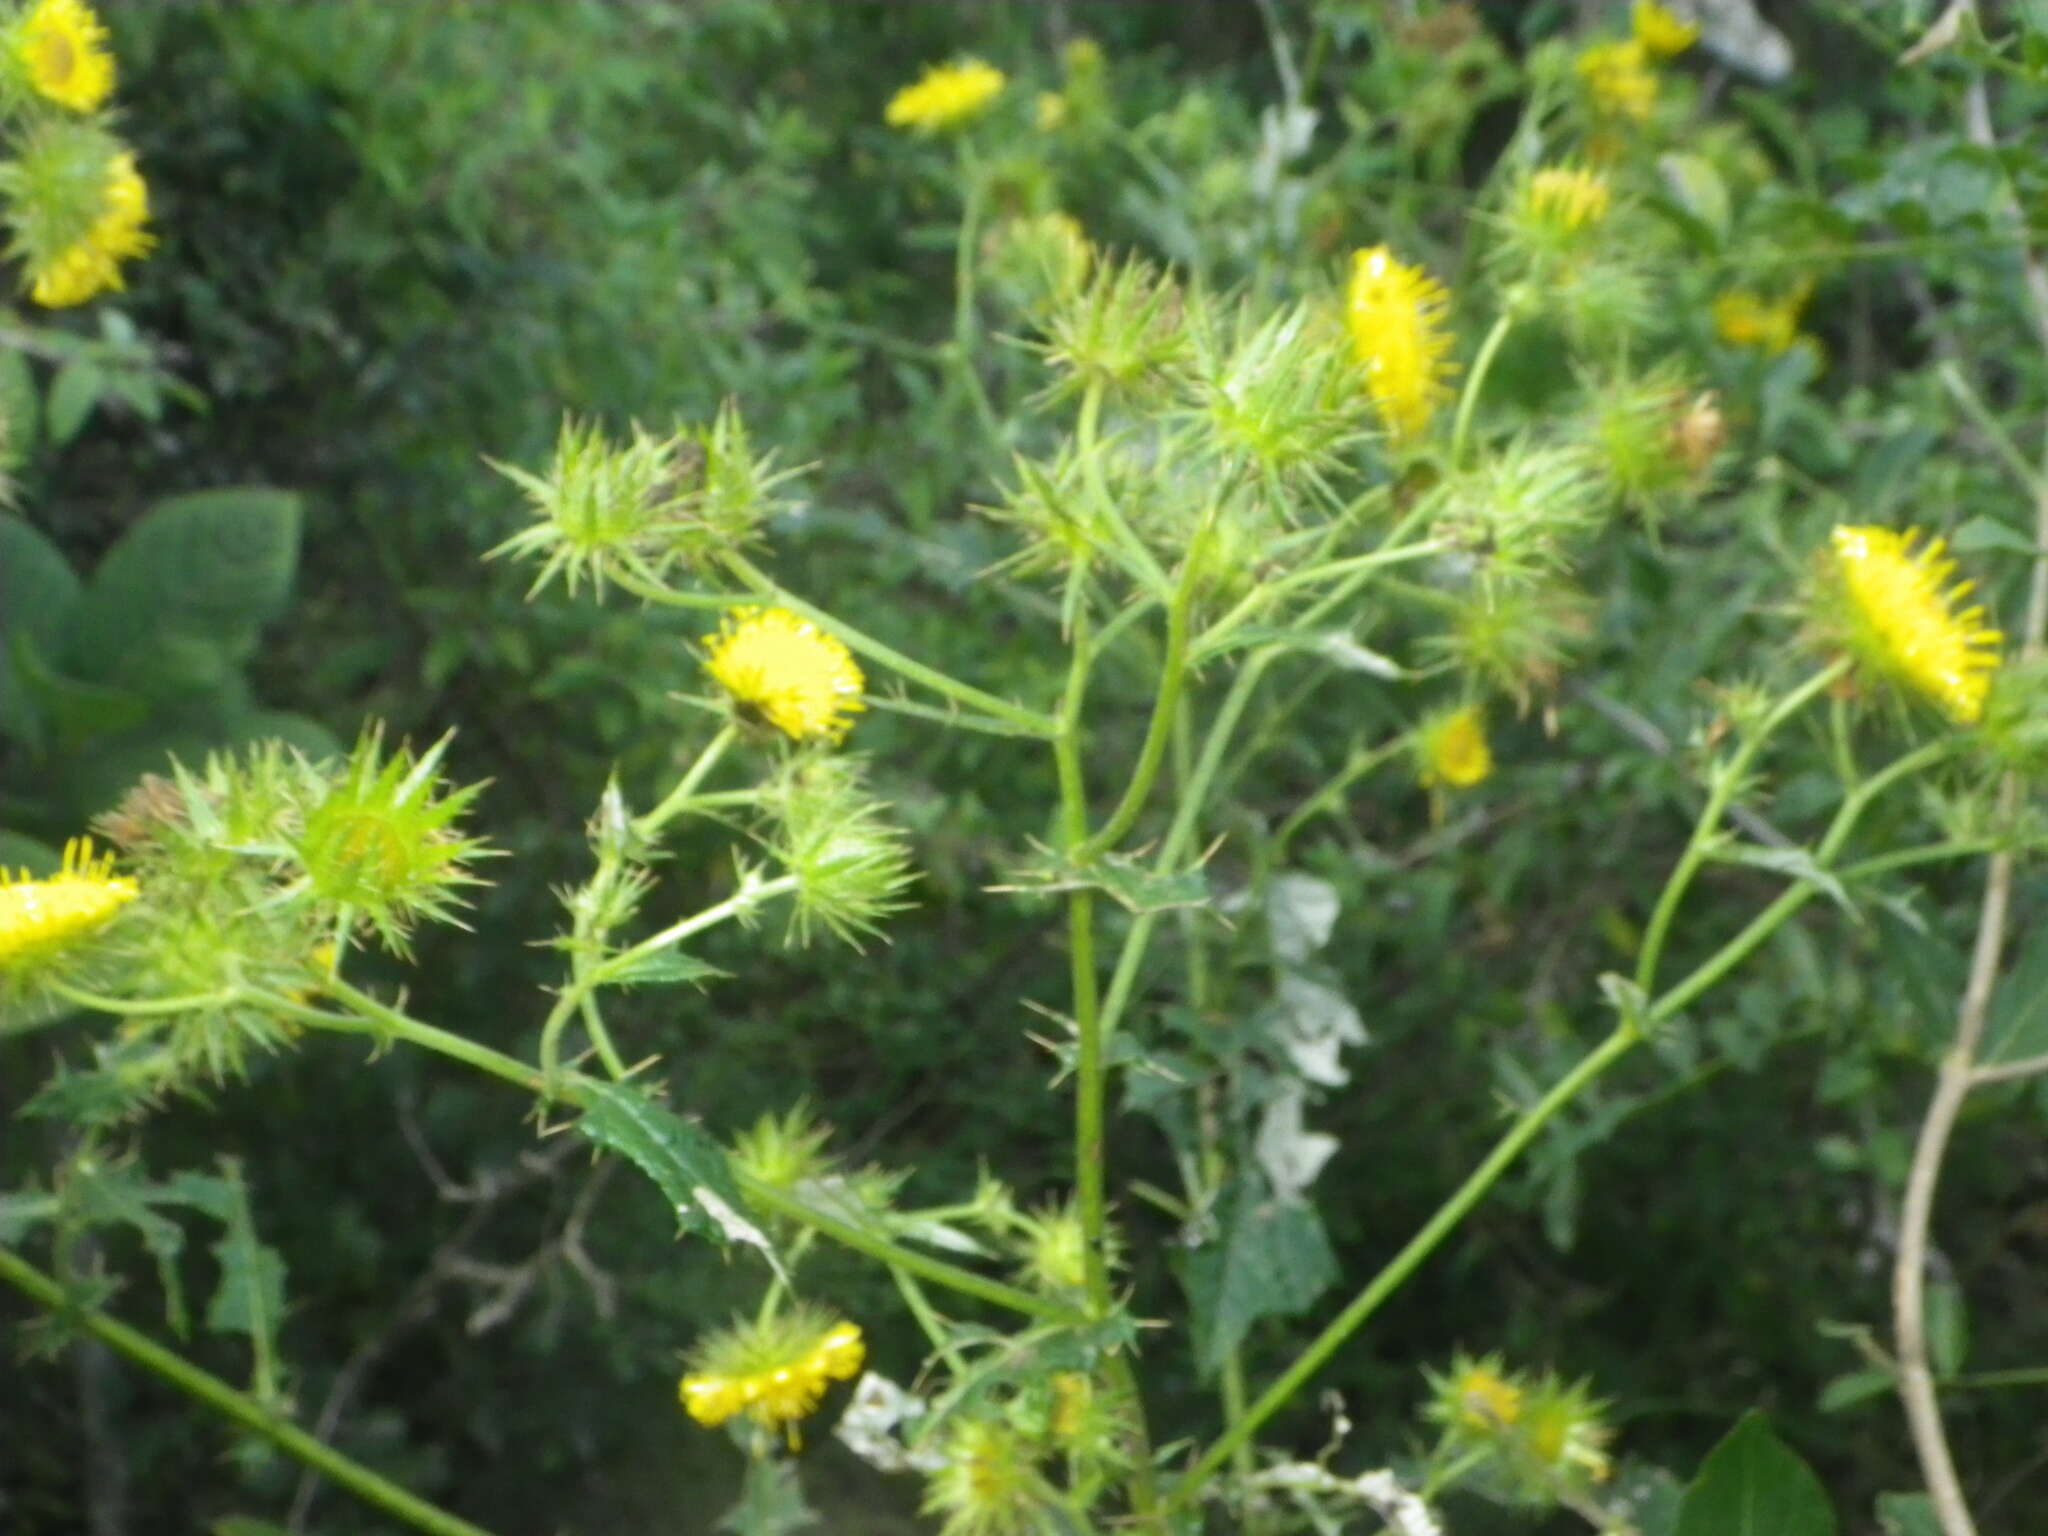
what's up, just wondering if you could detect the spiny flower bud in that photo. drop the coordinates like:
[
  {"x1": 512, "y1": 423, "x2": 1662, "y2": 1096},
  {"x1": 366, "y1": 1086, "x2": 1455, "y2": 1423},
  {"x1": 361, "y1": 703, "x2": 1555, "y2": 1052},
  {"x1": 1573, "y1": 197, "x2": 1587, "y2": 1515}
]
[
  {"x1": 1038, "y1": 253, "x2": 1189, "y2": 404},
  {"x1": 765, "y1": 755, "x2": 916, "y2": 947},
  {"x1": 293, "y1": 727, "x2": 493, "y2": 956}
]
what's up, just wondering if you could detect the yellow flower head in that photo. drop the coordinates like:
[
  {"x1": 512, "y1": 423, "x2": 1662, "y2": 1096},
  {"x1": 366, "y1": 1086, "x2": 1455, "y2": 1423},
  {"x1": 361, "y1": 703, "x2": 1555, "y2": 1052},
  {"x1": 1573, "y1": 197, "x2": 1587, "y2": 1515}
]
[
  {"x1": 1825, "y1": 526, "x2": 2002, "y2": 725},
  {"x1": 1345, "y1": 245, "x2": 1457, "y2": 442},
  {"x1": 1524, "y1": 165, "x2": 1613, "y2": 234},
  {"x1": 1632, "y1": 0, "x2": 1700, "y2": 58},
  {"x1": 27, "y1": 148, "x2": 151, "y2": 308},
  {"x1": 1035, "y1": 91, "x2": 1068, "y2": 133},
  {"x1": 1713, "y1": 282, "x2": 1811, "y2": 354},
  {"x1": 1418, "y1": 704, "x2": 1493, "y2": 790},
  {"x1": 885, "y1": 58, "x2": 1005, "y2": 135},
  {"x1": 1576, "y1": 39, "x2": 1658, "y2": 122},
  {"x1": 680, "y1": 1313, "x2": 865, "y2": 1447},
  {"x1": 0, "y1": 836, "x2": 137, "y2": 967},
  {"x1": 16, "y1": 0, "x2": 113, "y2": 113},
  {"x1": 1454, "y1": 1361, "x2": 1524, "y2": 1430},
  {"x1": 705, "y1": 606, "x2": 865, "y2": 744}
]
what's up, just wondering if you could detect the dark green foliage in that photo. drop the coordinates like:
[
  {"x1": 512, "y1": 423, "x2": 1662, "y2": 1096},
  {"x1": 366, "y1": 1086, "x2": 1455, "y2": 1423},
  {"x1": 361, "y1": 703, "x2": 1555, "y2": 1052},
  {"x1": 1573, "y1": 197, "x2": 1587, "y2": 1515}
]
[{"x1": 5, "y1": 1, "x2": 2048, "y2": 1532}]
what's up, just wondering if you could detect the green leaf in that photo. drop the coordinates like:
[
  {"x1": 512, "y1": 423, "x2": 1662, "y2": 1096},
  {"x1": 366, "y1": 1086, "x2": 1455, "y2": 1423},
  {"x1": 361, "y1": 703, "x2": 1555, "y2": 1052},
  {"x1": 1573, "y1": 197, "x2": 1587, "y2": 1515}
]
[
  {"x1": 605, "y1": 951, "x2": 729, "y2": 989},
  {"x1": 46, "y1": 358, "x2": 104, "y2": 446},
  {"x1": 212, "y1": 1522, "x2": 294, "y2": 1536},
  {"x1": 0, "y1": 1188, "x2": 59, "y2": 1243},
  {"x1": 64, "y1": 488, "x2": 301, "y2": 686},
  {"x1": 0, "y1": 831, "x2": 59, "y2": 876},
  {"x1": 1660, "y1": 153, "x2": 1733, "y2": 245},
  {"x1": 64, "y1": 1157, "x2": 195, "y2": 1337},
  {"x1": 198, "y1": 1159, "x2": 287, "y2": 1401},
  {"x1": 718, "y1": 1456, "x2": 818, "y2": 1536},
  {"x1": 1179, "y1": 1177, "x2": 1337, "y2": 1376},
  {"x1": 1675, "y1": 1412, "x2": 1837, "y2": 1536},
  {"x1": 1926, "y1": 1277, "x2": 1969, "y2": 1377},
  {"x1": 0, "y1": 515, "x2": 80, "y2": 751},
  {"x1": 1952, "y1": 514, "x2": 2039, "y2": 557},
  {"x1": 10, "y1": 628, "x2": 150, "y2": 751},
  {"x1": 1817, "y1": 1368, "x2": 1894, "y2": 1413},
  {"x1": 575, "y1": 1080, "x2": 757, "y2": 1250},
  {"x1": 1876, "y1": 1492, "x2": 1941, "y2": 1536},
  {"x1": 0, "y1": 345, "x2": 40, "y2": 450},
  {"x1": 1979, "y1": 932, "x2": 2048, "y2": 1066}
]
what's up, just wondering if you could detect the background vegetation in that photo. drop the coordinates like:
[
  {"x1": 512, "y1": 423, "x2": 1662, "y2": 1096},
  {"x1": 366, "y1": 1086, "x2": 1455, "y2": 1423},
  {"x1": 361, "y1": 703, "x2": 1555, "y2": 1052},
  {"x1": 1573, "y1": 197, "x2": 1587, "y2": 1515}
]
[{"x1": 5, "y1": 1, "x2": 2048, "y2": 1532}]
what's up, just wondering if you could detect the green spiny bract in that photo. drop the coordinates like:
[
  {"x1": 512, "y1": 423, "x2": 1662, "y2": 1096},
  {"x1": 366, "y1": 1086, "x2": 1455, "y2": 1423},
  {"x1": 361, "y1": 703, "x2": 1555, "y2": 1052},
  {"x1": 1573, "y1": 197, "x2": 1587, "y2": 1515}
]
[
  {"x1": 1035, "y1": 252, "x2": 1190, "y2": 405},
  {"x1": 764, "y1": 753, "x2": 916, "y2": 947},
  {"x1": 1430, "y1": 439, "x2": 1606, "y2": 593},
  {"x1": 1176, "y1": 292, "x2": 1365, "y2": 506},
  {"x1": 0, "y1": 117, "x2": 124, "y2": 272},
  {"x1": 293, "y1": 727, "x2": 493, "y2": 957},
  {"x1": 488, "y1": 404, "x2": 791, "y2": 597}
]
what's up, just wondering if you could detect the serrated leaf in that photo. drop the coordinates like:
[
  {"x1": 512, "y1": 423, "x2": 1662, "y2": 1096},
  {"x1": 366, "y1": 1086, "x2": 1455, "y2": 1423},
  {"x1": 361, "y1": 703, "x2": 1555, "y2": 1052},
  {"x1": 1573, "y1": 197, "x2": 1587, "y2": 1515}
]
[
  {"x1": 1675, "y1": 1412, "x2": 1836, "y2": 1536},
  {"x1": 0, "y1": 1188, "x2": 58, "y2": 1242},
  {"x1": 1180, "y1": 1177, "x2": 1337, "y2": 1375},
  {"x1": 65, "y1": 1158, "x2": 193, "y2": 1336},
  {"x1": 204, "y1": 1159, "x2": 286, "y2": 1402},
  {"x1": 575, "y1": 1079, "x2": 751, "y2": 1248}
]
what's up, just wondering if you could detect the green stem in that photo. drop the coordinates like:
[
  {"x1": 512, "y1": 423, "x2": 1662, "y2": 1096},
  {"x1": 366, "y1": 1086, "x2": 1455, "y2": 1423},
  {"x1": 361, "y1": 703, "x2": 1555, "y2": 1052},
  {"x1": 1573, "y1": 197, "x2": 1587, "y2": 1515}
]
[
  {"x1": 258, "y1": 987, "x2": 1082, "y2": 1325},
  {"x1": 1081, "y1": 550, "x2": 1200, "y2": 858},
  {"x1": 1054, "y1": 614, "x2": 1113, "y2": 1315},
  {"x1": 537, "y1": 874, "x2": 794, "y2": 1080},
  {"x1": 1633, "y1": 660, "x2": 1848, "y2": 995},
  {"x1": 44, "y1": 982, "x2": 244, "y2": 1017},
  {"x1": 1449, "y1": 312, "x2": 1514, "y2": 467},
  {"x1": 1171, "y1": 709, "x2": 1934, "y2": 1511},
  {"x1": 950, "y1": 145, "x2": 1004, "y2": 451},
  {"x1": 1942, "y1": 1366, "x2": 2048, "y2": 1391},
  {"x1": 737, "y1": 1178, "x2": 1081, "y2": 1325},
  {"x1": 1099, "y1": 652, "x2": 1276, "y2": 1040},
  {"x1": 634, "y1": 723, "x2": 737, "y2": 839},
  {"x1": 0, "y1": 1246, "x2": 496, "y2": 1536},
  {"x1": 1269, "y1": 733, "x2": 1412, "y2": 860},
  {"x1": 1075, "y1": 381, "x2": 1172, "y2": 598},
  {"x1": 1168, "y1": 1022, "x2": 1641, "y2": 1509},
  {"x1": 1191, "y1": 539, "x2": 1442, "y2": 666},
  {"x1": 892, "y1": 1265, "x2": 969, "y2": 1373},
  {"x1": 723, "y1": 553, "x2": 1057, "y2": 737},
  {"x1": 600, "y1": 875, "x2": 796, "y2": 983},
  {"x1": 319, "y1": 981, "x2": 549, "y2": 1094}
]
